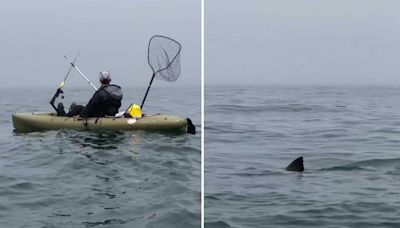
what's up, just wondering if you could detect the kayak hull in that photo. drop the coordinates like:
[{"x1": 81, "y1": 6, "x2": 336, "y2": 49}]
[{"x1": 12, "y1": 112, "x2": 188, "y2": 133}]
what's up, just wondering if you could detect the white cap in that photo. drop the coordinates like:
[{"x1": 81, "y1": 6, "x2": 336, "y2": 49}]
[{"x1": 99, "y1": 71, "x2": 111, "y2": 82}]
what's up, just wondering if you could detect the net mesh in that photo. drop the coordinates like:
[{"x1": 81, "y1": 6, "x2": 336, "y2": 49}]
[{"x1": 148, "y1": 35, "x2": 181, "y2": 82}]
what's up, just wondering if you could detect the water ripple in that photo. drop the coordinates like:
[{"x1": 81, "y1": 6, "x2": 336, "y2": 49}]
[
  {"x1": 206, "y1": 86, "x2": 400, "y2": 227},
  {"x1": 1, "y1": 86, "x2": 200, "y2": 227}
]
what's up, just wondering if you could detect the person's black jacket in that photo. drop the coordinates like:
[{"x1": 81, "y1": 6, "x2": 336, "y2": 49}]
[{"x1": 79, "y1": 84, "x2": 123, "y2": 118}]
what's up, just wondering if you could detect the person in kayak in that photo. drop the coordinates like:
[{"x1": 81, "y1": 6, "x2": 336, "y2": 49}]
[{"x1": 79, "y1": 71, "x2": 123, "y2": 118}]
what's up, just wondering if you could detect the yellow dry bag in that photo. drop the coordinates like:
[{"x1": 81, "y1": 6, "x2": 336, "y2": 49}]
[{"x1": 127, "y1": 103, "x2": 142, "y2": 118}]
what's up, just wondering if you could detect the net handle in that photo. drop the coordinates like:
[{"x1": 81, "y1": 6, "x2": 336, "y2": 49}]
[{"x1": 140, "y1": 72, "x2": 156, "y2": 109}]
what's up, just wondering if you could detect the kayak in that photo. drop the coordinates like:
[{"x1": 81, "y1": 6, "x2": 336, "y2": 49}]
[{"x1": 12, "y1": 112, "x2": 189, "y2": 133}]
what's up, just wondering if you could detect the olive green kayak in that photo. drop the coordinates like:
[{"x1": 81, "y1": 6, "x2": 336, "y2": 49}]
[{"x1": 12, "y1": 112, "x2": 188, "y2": 133}]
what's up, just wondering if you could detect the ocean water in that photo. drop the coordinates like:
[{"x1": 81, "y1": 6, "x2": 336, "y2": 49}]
[
  {"x1": 205, "y1": 86, "x2": 400, "y2": 228},
  {"x1": 0, "y1": 85, "x2": 200, "y2": 228}
]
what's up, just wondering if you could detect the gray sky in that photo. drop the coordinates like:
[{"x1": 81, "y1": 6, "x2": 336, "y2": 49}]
[
  {"x1": 0, "y1": 0, "x2": 200, "y2": 88},
  {"x1": 206, "y1": 0, "x2": 400, "y2": 86}
]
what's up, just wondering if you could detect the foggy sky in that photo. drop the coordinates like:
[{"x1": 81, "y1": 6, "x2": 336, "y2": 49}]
[
  {"x1": 206, "y1": 0, "x2": 400, "y2": 86},
  {"x1": 0, "y1": 0, "x2": 200, "y2": 88}
]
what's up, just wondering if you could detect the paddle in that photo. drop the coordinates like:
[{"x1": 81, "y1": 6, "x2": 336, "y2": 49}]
[
  {"x1": 140, "y1": 35, "x2": 182, "y2": 110},
  {"x1": 50, "y1": 52, "x2": 80, "y2": 114}
]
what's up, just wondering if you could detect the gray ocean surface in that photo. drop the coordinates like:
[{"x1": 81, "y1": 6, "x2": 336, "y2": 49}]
[
  {"x1": 205, "y1": 85, "x2": 400, "y2": 228},
  {"x1": 0, "y1": 85, "x2": 200, "y2": 228}
]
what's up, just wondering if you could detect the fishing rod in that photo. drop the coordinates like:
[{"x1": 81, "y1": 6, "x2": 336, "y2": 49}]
[
  {"x1": 63, "y1": 55, "x2": 98, "y2": 91},
  {"x1": 50, "y1": 52, "x2": 80, "y2": 113}
]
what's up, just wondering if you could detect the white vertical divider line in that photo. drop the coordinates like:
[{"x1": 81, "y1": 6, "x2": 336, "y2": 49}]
[{"x1": 201, "y1": 0, "x2": 205, "y2": 227}]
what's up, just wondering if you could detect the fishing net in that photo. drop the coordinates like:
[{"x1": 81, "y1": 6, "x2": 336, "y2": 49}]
[{"x1": 148, "y1": 35, "x2": 181, "y2": 82}]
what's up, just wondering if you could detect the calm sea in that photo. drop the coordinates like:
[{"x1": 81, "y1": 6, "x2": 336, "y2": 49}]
[
  {"x1": 0, "y1": 85, "x2": 200, "y2": 228},
  {"x1": 205, "y1": 85, "x2": 400, "y2": 228}
]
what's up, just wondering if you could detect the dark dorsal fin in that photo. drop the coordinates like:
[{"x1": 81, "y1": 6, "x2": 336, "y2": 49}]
[{"x1": 286, "y1": 156, "x2": 304, "y2": 172}]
